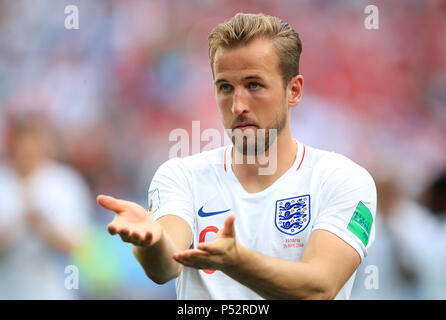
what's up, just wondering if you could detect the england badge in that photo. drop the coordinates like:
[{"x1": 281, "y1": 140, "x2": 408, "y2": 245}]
[{"x1": 275, "y1": 195, "x2": 311, "y2": 236}]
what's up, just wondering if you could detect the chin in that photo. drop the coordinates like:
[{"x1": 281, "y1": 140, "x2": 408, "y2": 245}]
[{"x1": 232, "y1": 136, "x2": 272, "y2": 156}]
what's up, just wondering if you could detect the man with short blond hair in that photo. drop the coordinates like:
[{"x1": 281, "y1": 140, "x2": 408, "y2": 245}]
[{"x1": 98, "y1": 13, "x2": 376, "y2": 300}]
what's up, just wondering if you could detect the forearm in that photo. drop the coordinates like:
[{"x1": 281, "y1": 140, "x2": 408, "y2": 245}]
[
  {"x1": 132, "y1": 228, "x2": 183, "y2": 284},
  {"x1": 0, "y1": 229, "x2": 13, "y2": 256},
  {"x1": 223, "y1": 244, "x2": 335, "y2": 300},
  {"x1": 26, "y1": 211, "x2": 74, "y2": 253},
  {"x1": 37, "y1": 228, "x2": 73, "y2": 253}
]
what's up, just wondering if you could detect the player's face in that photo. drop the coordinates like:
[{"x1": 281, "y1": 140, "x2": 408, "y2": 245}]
[{"x1": 213, "y1": 37, "x2": 289, "y2": 155}]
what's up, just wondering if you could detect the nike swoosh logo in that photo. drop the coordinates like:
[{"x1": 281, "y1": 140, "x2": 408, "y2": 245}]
[{"x1": 198, "y1": 206, "x2": 230, "y2": 217}]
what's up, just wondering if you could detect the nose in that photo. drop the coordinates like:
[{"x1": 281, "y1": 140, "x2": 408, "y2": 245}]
[{"x1": 231, "y1": 87, "x2": 249, "y2": 115}]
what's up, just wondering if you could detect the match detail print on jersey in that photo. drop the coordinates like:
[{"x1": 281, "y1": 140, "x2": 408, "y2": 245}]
[{"x1": 347, "y1": 201, "x2": 373, "y2": 246}]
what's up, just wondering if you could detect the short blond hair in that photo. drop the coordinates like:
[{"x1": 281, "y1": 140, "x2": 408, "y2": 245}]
[{"x1": 208, "y1": 13, "x2": 302, "y2": 86}]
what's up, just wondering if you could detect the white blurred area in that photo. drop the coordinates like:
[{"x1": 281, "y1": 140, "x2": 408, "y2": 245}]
[
  {"x1": 0, "y1": 119, "x2": 92, "y2": 299},
  {"x1": 0, "y1": 0, "x2": 445, "y2": 299}
]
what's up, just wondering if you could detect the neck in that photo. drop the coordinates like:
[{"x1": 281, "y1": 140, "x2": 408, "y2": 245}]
[{"x1": 231, "y1": 128, "x2": 297, "y2": 192}]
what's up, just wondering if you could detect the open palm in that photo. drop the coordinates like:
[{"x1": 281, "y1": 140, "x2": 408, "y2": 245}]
[{"x1": 97, "y1": 195, "x2": 163, "y2": 247}]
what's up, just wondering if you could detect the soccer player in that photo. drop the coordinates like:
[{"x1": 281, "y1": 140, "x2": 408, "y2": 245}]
[{"x1": 97, "y1": 13, "x2": 376, "y2": 300}]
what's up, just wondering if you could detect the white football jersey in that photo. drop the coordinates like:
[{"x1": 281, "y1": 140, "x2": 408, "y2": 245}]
[{"x1": 148, "y1": 140, "x2": 377, "y2": 300}]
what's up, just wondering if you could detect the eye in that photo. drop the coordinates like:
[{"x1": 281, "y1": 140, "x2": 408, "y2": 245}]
[
  {"x1": 248, "y1": 82, "x2": 262, "y2": 90},
  {"x1": 219, "y1": 83, "x2": 233, "y2": 92}
]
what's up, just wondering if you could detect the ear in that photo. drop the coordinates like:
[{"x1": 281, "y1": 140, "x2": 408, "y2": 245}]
[{"x1": 287, "y1": 74, "x2": 304, "y2": 107}]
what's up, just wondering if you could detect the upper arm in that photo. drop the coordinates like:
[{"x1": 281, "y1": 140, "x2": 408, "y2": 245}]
[
  {"x1": 312, "y1": 160, "x2": 377, "y2": 262},
  {"x1": 158, "y1": 215, "x2": 193, "y2": 252},
  {"x1": 148, "y1": 158, "x2": 196, "y2": 248},
  {"x1": 301, "y1": 229, "x2": 361, "y2": 299},
  {"x1": 302, "y1": 159, "x2": 377, "y2": 298}
]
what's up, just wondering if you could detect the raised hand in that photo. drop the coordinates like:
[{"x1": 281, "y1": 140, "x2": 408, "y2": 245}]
[{"x1": 97, "y1": 195, "x2": 163, "y2": 247}]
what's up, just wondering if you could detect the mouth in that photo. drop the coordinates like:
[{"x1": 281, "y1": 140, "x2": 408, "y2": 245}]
[{"x1": 232, "y1": 122, "x2": 258, "y2": 131}]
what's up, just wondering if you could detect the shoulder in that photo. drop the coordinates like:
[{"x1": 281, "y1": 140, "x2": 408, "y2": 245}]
[
  {"x1": 156, "y1": 146, "x2": 228, "y2": 177},
  {"x1": 31, "y1": 161, "x2": 86, "y2": 183},
  {"x1": 304, "y1": 145, "x2": 376, "y2": 191},
  {"x1": 28, "y1": 161, "x2": 91, "y2": 198}
]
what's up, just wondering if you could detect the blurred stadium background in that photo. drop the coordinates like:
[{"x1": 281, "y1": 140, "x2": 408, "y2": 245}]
[{"x1": 0, "y1": 0, "x2": 445, "y2": 299}]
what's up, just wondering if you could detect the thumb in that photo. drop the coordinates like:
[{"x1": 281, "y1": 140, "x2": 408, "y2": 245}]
[
  {"x1": 97, "y1": 195, "x2": 128, "y2": 214},
  {"x1": 220, "y1": 214, "x2": 236, "y2": 238}
]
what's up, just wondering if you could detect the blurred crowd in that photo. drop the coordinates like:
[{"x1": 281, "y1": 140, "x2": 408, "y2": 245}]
[{"x1": 0, "y1": 0, "x2": 445, "y2": 299}]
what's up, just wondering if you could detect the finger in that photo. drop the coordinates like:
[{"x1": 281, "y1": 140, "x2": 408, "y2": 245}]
[
  {"x1": 220, "y1": 214, "x2": 236, "y2": 237},
  {"x1": 118, "y1": 228, "x2": 131, "y2": 242},
  {"x1": 173, "y1": 252, "x2": 196, "y2": 267},
  {"x1": 173, "y1": 252, "x2": 214, "y2": 270},
  {"x1": 119, "y1": 234, "x2": 131, "y2": 243},
  {"x1": 174, "y1": 257, "x2": 204, "y2": 269},
  {"x1": 172, "y1": 252, "x2": 183, "y2": 262},
  {"x1": 107, "y1": 223, "x2": 117, "y2": 235},
  {"x1": 130, "y1": 232, "x2": 142, "y2": 244},
  {"x1": 197, "y1": 242, "x2": 220, "y2": 255},
  {"x1": 129, "y1": 230, "x2": 153, "y2": 246},
  {"x1": 97, "y1": 195, "x2": 132, "y2": 214},
  {"x1": 173, "y1": 255, "x2": 190, "y2": 267},
  {"x1": 174, "y1": 249, "x2": 210, "y2": 260},
  {"x1": 107, "y1": 215, "x2": 127, "y2": 235},
  {"x1": 140, "y1": 231, "x2": 153, "y2": 246},
  {"x1": 97, "y1": 195, "x2": 123, "y2": 213}
]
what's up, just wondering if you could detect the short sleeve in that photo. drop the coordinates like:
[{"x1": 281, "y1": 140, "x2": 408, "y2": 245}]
[
  {"x1": 312, "y1": 162, "x2": 377, "y2": 261},
  {"x1": 148, "y1": 158, "x2": 195, "y2": 240}
]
